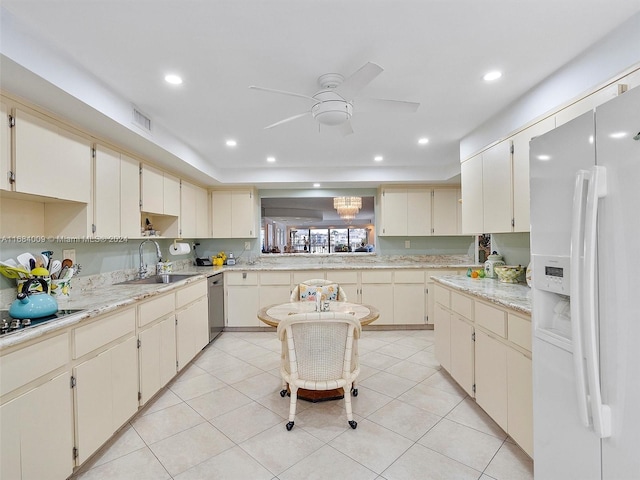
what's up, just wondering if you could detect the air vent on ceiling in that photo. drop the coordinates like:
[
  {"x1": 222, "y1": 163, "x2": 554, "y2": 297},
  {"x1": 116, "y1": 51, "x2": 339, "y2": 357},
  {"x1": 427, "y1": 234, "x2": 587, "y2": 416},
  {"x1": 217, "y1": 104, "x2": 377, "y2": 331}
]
[{"x1": 132, "y1": 107, "x2": 152, "y2": 132}]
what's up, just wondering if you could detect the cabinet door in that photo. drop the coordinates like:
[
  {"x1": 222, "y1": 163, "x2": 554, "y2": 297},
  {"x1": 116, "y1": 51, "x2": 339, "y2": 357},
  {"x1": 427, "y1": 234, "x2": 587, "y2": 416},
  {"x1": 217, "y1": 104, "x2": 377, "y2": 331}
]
[
  {"x1": 231, "y1": 189, "x2": 256, "y2": 237},
  {"x1": 361, "y1": 284, "x2": 393, "y2": 325},
  {"x1": 461, "y1": 154, "x2": 484, "y2": 234},
  {"x1": 434, "y1": 302, "x2": 451, "y2": 371},
  {"x1": 475, "y1": 329, "x2": 508, "y2": 430},
  {"x1": 407, "y1": 189, "x2": 431, "y2": 236},
  {"x1": 211, "y1": 190, "x2": 232, "y2": 238},
  {"x1": 511, "y1": 116, "x2": 555, "y2": 232},
  {"x1": 139, "y1": 315, "x2": 177, "y2": 404},
  {"x1": 74, "y1": 336, "x2": 138, "y2": 464},
  {"x1": 163, "y1": 173, "x2": 180, "y2": 217},
  {"x1": 180, "y1": 180, "x2": 197, "y2": 238},
  {"x1": 195, "y1": 184, "x2": 210, "y2": 237},
  {"x1": 176, "y1": 297, "x2": 208, "y2": 369},
  {"x1": 0, "y1": 100, "x2": 10, "y2": 192},
  {"x1": 120, "y1": 154, "x2": 141, "y2": 238},
  {"x1": 393, "y1": 284, "x2": 426, "y2": 324},
  {"x1": 94, "y1": 145, "x2": 121, "y2": 237},
  {"x1": 482, "y1": 141, "x2": 512, "y2": 233},
  {"x1": 1, "y1": 373, "x2": 74, "y2": 480},
  {"x1": 379, "y1": 188, "x2": 407, "y2": 235},
  {"x1": 140, "y1": 164, "x2": 164, "y2": 214},
  {"x1": 58, "y1": 127, "x2": 92, "y2": 203},
  {"x1": 259, "y1": 285, "x2": 292, "y2": 308},
  {"x1": 432, "y1": 189, "x2": 459, "y2": 235},
  {"x1": 227, "y1": 285, "x2": 260, "y2": 327},
  {"x1": 450, "y1": 315, "x2": 475, "y2": 396},
  {"x1": 507, "y1": 348, "x2": 533, "y2": 456}
]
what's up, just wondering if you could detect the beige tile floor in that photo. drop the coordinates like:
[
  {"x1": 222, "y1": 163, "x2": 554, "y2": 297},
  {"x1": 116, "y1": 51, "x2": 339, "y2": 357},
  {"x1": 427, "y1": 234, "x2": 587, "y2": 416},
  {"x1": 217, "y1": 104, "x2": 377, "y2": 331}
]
[{"x1": 71, "y1": 329, "x2": 534, "y2": 480}]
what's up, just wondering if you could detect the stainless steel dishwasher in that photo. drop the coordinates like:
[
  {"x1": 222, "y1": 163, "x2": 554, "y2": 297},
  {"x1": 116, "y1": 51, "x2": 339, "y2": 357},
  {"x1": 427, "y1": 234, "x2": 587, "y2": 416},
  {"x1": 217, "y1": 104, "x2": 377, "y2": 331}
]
[{"x1": 208, "y1": 274, "x2": 224, "y2": 342}]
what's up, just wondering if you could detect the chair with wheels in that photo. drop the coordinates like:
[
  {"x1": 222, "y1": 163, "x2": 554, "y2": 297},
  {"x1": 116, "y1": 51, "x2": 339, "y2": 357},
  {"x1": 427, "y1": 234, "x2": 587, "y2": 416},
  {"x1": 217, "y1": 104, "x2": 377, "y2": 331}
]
[{"x1": 277, "y1": 312, "x2": 361, "y2": 430}]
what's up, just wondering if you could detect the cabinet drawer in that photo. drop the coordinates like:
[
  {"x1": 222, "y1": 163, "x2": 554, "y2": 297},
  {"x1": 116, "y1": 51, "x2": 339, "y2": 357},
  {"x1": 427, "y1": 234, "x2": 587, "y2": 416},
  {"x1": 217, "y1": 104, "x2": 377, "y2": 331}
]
[
  {"x1": 176, "y1": 279, "x2": 207, "y2": 309},
  {"x1": 74, "y1": 307, "x2": 136, "y2": 358},
  {"x1": 291, "y1": 271, "x2": 323, "y2": 284},
  {"x1": 225, "y1": 271, "x2": 258, "y2": 285},
  {"x1": 138, "y1": 293, "x2": 175, "y2": 327},
  {"x1": 1, "y1": 332, "x2": 69, "y2": 396},
  {"x1": 475, "y1": 301, "x2": 507, "y2": 337},
  {"x1": 328, "y1": 271, "x2": 358, "y2": 284},
  {"x1": 508, "y1": 313, "x2": 532, "y2": 351},
  {"x1": 451, "y1": 291, "x2": 473, "y2": 319},
  {"x1": 361, "y1": 270, "x2": 393, "y2": 284},
  {"x1": 260, "y1": 272, "x2": 291, "y2": 285},
  {"x1": 434, "y1": 284, "x2": 450, "y2": 308},
  {"x1": 394, "y1": 270, "x2": 425, "y2": 283}
]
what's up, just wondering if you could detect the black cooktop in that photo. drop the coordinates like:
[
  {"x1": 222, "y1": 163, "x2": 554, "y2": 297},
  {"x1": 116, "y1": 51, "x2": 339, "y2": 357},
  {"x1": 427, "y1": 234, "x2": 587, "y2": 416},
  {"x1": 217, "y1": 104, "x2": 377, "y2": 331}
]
[{"x1": 0, "y1": 309, "x2": 85, "y2": 336}]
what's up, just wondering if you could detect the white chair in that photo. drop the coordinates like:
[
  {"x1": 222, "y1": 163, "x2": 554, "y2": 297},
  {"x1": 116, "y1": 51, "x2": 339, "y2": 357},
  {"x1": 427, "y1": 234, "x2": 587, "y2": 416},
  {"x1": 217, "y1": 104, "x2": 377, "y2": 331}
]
[
  {"x1": 289, "y1": 278, "x2": 348, "y2": 302},
  {"x1": 277, "y1": 312, "x2": 361, "y2": 431}
]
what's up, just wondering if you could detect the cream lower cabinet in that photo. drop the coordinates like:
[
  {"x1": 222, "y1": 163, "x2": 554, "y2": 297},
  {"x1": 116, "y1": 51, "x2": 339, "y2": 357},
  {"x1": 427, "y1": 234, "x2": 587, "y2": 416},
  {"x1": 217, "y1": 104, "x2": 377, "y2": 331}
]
[
  {"x1": 176, "y1": 297, "x2": 209, "y2": 370},
  {"x1": 393, "y1": 270, "x2": 426, "y2": 325},
  {"x1": 0, "y1": 332, "x2": 73, "y2": 480},
  {"x1": 434, "y1": 301, "x2": 452, "y2": 371},
  {"x1": 450, "y1": 314, "x2": 475, "y2": 396},
  {"x1": 361, "y1": 270, "x2": 394, "y2": 325},
  {"x1": 328, "y1": 270, "x2": 359, "y2": 303},
  {"x1": 259, "y1": 272, "x2": 293, "y2": 307},
  {"x1": 139, "y1": 315, "x2": 176, "y2": 404},
  {"x1": 226, "y1": 271, "x2": 260, "y2": 327},
  {"x1": 1, "y1": 373, "x2": 74, "y2": 480},
  {"x1": 474, "y1": 329, "x2": 508, "y2": 429}
]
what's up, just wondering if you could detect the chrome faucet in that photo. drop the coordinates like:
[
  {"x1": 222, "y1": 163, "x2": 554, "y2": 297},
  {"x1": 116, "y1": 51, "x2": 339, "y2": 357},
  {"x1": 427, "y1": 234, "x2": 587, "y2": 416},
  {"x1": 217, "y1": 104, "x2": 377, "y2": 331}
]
[{"x1": 139, "y1": 239, "x2": 163, "y2": 278}]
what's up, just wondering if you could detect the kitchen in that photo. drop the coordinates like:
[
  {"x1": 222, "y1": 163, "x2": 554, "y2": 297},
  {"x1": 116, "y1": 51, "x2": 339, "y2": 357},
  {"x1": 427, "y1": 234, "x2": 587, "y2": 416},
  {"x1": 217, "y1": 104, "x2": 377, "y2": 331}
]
[{"x1": 1, "y1": 2, "x2": 640, "y2": 479}]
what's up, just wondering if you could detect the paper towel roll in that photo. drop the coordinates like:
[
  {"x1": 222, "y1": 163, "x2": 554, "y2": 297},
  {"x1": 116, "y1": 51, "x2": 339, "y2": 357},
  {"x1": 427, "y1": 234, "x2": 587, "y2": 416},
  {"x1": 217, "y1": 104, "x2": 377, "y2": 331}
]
[{"x1": 169, "y1": 242, "x2": 191, "y2": 255}]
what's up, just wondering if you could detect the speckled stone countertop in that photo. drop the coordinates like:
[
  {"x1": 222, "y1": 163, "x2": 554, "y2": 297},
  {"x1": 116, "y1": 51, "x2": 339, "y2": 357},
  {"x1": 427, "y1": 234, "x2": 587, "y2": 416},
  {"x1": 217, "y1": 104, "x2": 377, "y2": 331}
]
[{"x1": 432, "y1": 275, "x2": 532, "y2": 315}]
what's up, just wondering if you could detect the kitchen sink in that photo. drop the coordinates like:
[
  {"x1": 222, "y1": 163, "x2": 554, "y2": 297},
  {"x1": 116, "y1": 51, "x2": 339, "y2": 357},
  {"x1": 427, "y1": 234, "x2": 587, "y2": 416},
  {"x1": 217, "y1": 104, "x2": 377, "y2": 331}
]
[{"x1": 115, "y1": 274, "x2": 199, "y2": 285}]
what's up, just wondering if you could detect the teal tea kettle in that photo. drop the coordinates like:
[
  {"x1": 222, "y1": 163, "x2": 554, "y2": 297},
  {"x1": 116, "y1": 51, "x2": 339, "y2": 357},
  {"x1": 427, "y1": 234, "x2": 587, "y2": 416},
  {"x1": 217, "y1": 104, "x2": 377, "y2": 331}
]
[{"x1": 9, "y1": 278, "x2": 58, "y2": 319}]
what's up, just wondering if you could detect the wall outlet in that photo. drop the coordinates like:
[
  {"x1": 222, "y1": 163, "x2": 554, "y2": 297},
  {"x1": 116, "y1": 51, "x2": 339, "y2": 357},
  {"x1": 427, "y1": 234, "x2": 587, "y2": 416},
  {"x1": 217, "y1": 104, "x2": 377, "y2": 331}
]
[
  {"x1": 62, "y1": 249, "x2": 76, "y2": 263},
  {"x1": 244, "y1": 241, "x2": 251, "y2": 250},
  {"x1": 404, "y1": 240, "x2": 411, "y2": 249}
]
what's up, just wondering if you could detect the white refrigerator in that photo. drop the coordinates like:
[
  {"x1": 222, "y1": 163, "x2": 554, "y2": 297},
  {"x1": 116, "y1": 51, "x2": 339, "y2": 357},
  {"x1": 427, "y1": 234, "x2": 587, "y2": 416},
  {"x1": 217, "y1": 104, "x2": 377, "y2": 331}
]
[{"x1": 530, "y1": 85, "x2": 640, "y2": 479}]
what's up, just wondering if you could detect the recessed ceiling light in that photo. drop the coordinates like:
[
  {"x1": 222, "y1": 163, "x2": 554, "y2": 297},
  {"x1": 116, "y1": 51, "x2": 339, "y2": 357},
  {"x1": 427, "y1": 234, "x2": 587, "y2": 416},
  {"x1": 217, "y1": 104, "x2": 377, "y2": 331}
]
[
  {"x1": 418, "y1": 137, "x2": 429, "y2": 145},
  {"x1": 483, "y1": 70, "x2": 502, "y2": 82},
  {"x1": 537, "y1": 155, "x2": 551, "y2": 161},
  {"x1": 164, "y1": 74, "x2": 183, "y2": 85},
  {"x1": 267, "y1": 156, "x2": 276, "y2": 163},
  {"x1": 609, "y1": 131, "x2": 627, "y2": 139},
  {"x1": 313, "y1": 183, "x2": 321, "y2": 188},
  {"x1": 225, "y1": 139, "x2": 237, "y2": 147},
  {"x1": 374, "y1": 155, "x2": 383, "y2": 162}
]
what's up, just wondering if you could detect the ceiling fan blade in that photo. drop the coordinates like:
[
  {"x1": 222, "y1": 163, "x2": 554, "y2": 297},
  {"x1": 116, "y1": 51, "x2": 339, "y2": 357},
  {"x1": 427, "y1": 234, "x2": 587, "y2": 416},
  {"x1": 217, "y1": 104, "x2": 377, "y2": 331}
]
[
  {"x1": 354, "y1": 97, "x2": 420, "y2": 113},
  {"x1": 334, "y1": 62, "x2": 383, "y2": 100},
  {"x1": 249, "y1": 85, "x2": 319, "y2": 104},
  {"x1": 337, "y1": 119, "x2": 354, "y2": 136},
  {"x1": 264, "y1": 112, "x2": 311, "y2": 129}
]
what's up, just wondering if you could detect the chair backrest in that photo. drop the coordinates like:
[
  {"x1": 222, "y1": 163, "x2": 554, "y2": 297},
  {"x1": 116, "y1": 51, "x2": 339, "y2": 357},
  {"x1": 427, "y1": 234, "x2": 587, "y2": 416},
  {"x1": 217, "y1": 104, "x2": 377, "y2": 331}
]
[
  {"x1": 277, "y1": 312, "x2": 361, "y2": 383},
  {"x1": 290, "y1": 278, "x2": 348, "y2": 302}
]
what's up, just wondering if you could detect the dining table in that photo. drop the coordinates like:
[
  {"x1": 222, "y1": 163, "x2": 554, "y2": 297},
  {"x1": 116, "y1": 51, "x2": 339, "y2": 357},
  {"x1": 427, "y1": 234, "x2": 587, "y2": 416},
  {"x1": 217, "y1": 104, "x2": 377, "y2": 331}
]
[{"x1": 257, "y1": 301, "x2": 380, "y2": 402}]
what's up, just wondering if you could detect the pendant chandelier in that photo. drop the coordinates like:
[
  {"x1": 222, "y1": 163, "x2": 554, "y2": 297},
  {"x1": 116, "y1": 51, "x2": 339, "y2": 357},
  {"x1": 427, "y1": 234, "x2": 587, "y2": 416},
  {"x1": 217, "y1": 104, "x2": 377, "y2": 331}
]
[{"x1": 333, "y1": 196, "x2": 362, "y2": 223}]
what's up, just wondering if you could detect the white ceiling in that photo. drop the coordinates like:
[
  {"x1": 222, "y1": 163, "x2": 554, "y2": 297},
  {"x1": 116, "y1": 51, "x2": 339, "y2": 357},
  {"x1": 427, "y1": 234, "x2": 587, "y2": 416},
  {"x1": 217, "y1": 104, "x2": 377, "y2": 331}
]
[{"x1": 1, "y1": 1, "x2": 639, "y2": 189}]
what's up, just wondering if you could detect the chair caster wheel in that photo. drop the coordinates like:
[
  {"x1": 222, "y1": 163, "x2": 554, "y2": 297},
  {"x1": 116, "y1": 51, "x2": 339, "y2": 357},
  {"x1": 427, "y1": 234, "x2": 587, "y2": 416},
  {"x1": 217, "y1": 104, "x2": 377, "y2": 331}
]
[
  {"x1": 351, "y1": 388, "x2": 358, "y2": 397},
  {"x1": 280, "y1": 389, "x2": 287, "y2": 397},
  {"x1": 286, "y1": 421, "x2": 294, "y2": 431},
  {"x1": 349, "y1": 420, "x2": 357, "y2": 429}
]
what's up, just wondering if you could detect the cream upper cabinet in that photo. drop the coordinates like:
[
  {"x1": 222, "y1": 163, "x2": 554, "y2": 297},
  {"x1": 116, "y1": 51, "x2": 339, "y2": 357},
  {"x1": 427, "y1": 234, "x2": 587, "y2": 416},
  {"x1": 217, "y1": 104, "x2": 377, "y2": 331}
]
[
  {"x1": 180, "y1": 180, "x2": 209, "y2": 238},
  {"x1": 482, "y1": 141, "x2": 513, "y2": 234},
  {"x1": 94, "y1": 146, "x2": 141, "y2": 238},
  {"x1": 141, "y1": 164, "x2": 179, "y2": 216},
  {"x1": 0, "y1": 100, "x2": 10, "y2": 191},
  {"x1": 461, "y1": 154, "x2": 484, "y2": 234},
  {"x1": 211, "y1": 189, "x2": 257, "y2": 238},
  {"x1": 511, "y1": 116, "x2": 555, "y2": 232},
  {"x1": 13, "y1": 108, "x2": 91, "y2": 203},
  {"x1": 379, "y1": 187, "x2": 431, "y2": 236},
  {"x1": 432, "y1": 188, "x2": 460, "y2": 235}
]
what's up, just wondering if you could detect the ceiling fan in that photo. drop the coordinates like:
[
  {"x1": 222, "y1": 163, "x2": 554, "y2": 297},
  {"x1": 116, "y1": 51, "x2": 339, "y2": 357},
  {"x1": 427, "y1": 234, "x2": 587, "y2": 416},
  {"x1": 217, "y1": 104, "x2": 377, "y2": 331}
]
[{"x1": 249, "y1": 62, "x2": 419, "y2": 135}]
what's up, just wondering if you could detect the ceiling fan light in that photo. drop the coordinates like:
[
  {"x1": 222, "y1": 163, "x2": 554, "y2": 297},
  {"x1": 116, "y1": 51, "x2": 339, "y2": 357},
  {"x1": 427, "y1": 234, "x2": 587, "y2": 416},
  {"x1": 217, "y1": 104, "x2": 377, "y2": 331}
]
[{"x1": 312, "y1": 100, "x2": 353, "y2": 126}]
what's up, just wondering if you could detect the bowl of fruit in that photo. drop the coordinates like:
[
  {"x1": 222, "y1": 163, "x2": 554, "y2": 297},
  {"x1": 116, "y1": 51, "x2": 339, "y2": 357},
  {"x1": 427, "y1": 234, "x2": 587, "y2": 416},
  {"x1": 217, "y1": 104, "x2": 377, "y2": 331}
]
[{"x1": 494, "y1": 265, "x2": 525, "y2": 283}]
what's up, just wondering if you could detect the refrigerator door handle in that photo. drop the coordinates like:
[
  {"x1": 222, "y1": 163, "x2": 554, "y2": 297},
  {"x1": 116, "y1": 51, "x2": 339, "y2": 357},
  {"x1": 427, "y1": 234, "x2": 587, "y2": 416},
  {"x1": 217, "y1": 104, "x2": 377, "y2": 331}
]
[
  {"x1": 570, "y1": 169, "x2": 592, "y2": 428},
  {"x1": 584, "y1": 165, "x2": 612, "y2": 438}
]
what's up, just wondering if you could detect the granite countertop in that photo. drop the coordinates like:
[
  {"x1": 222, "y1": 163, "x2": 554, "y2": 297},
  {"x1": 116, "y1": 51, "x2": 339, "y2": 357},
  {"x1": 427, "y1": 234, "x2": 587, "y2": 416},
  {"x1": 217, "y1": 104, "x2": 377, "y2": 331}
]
[{"x1": 432, "y1": 275, "x2": 532, "y2": 315}]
